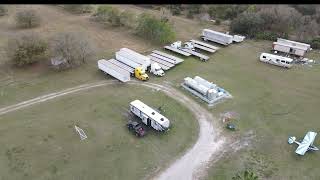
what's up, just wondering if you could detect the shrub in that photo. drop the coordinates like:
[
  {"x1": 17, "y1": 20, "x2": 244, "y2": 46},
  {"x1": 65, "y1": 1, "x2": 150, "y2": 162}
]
[
  {"x1": 15, "y1": 9, "x2": 41, "y2": 28},
  {"x1": 186, "y1": 4, "x2": 202, "y2": 19},
  {"x1": 8, "y1": 33, "x2": 48, "y2": 67},
  {"x1": 63, "y1": 5, "x2": 93, "y2": 14},
  {"x1": 93, "y1": 6, "x2": 121, "y2": 26},
  {"x1": 119, "y1": 10, "x2": 136, "y2": 28},
  {"x1": 292, "y1": 5, "x2": 316, "y2": 15},
  {"x1": 50, "y1": 32, "x2": 95, "y2": 68},
  {"x1": 136, "y1": 13, "x2": 176, "y2": 44},
  {"x1": 310, "y1": 37, "x2": 320, "y2": 49},
  {"x1": 255, "y1": 31, "x2": 280, "y2": 41},
  {"x1": 0, "y1": 5, "x2": 8, "y2": 16},
  {"x1": 168, "y1": 5, "x2": 182, "y2": 15},
  {"x1": 230, "y1": 12, "x2": 264, "y2": 37},
  {"x1": 208, "y1": 5, "x2": 248, "y2": 20},
  {"x1": 215, "y1": 19, "x2": 221, "y2": 25}
]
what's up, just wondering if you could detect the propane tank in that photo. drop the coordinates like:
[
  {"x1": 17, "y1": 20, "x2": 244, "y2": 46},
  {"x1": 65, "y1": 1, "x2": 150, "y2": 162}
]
[
  {"x1": 194, "y1": 76, "x2": 217, "y2": 89},
  {"x1": 184, "y1": 77, "x2": 209, "y2": 95}
]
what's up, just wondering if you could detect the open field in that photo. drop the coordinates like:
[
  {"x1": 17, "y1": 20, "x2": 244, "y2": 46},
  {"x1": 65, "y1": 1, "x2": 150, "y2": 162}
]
[
  {"x1": 0, "y1": 84, "x2": 198, "y2": 180},
  {"x1": 0, "y1": 5, "x2": 320, "y2": 180}
]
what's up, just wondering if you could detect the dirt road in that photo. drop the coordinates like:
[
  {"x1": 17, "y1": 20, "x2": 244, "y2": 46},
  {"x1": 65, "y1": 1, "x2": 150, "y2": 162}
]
[{"x1": 0, "y1": 80, "x2": 225, "y2": 180}]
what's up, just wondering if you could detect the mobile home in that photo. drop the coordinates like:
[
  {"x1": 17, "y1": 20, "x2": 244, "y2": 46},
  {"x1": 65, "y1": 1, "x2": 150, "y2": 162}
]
[
  {"x1": 129, "y1": 100, "x2": 170, "y2": 131},
  {"x1": 259, "y1": 53, "x2": 294, "y2": 68},
  {"x1": 272, "y1": 38, "x2": 311, "y2": 57}
]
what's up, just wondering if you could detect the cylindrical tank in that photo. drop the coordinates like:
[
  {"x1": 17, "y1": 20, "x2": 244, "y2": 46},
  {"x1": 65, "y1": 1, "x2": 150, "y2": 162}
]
[
  {"x1": 194, "y1": 76, "x2": 217, "y2": 89},
  {"x1": 184, "y1": 77, "x2": 209, "y2": 95}
]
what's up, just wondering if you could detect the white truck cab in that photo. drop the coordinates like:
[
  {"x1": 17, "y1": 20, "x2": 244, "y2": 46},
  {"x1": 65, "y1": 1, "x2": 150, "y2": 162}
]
[{"x1": 150, "y1": 62, "x2": 165, "y2": 76}]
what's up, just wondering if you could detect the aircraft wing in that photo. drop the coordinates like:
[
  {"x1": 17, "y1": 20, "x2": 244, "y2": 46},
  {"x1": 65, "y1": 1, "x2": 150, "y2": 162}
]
[{"x1": 295, "y1": 132, "x2": 317, "y2": 155}]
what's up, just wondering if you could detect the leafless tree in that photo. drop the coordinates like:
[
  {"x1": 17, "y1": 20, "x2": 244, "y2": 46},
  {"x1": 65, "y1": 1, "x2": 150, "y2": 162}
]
[{"x1": 50, "y1": 32, "x2": 95, "y2": 68}]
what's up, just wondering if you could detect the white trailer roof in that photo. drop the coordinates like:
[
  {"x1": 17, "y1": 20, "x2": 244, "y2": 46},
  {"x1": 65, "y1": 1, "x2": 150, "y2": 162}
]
[
  {"x1": 277, "y1": 38, "x2": 310, "y2": 50},
  {"x1": 273, "y1": 42, "x2": 308, "y2": 51},
  {"x1": 203, "y1": 29, "x2": 233, "y2": 38},
  {"x1": 130, "y1": 100, "x2": 170, "y2": 128},
  {"x1": 261, "y1": 53, "x2": 294, "y2": 63}
]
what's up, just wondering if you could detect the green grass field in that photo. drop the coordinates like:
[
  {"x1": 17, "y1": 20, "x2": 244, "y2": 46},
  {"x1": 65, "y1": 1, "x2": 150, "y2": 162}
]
[
  {"x1": 0, "y1": 85, "x2": 198, "y2": 180},
  {"x1": 0, "y1": 5, "x2": 320, "y2": 180}
]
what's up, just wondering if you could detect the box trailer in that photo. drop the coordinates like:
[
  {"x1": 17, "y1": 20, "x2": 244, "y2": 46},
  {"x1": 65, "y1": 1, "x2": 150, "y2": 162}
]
[
  {"x1": 115, "y1": 52, "x2": 141, "y2": 69},
  {"x1": 97, "y1": 59, "x2": 130, "y2": 82},
  {"x1": 259, "y1": 53, "x2": 293, "y2": 68},
  {"x1": 130, "y1": 100, "x2": 170, "y2": 131},
  {"x1": 201, "y1": 29, "x2": 233, "y2": 46}
]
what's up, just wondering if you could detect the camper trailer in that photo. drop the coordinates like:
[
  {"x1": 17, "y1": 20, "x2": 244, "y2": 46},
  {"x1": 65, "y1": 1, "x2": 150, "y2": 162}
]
[
  {"x1": 259, "y1": 53, "x2": 294, "y2": 68},
  {"x1": 129, "y1": 100, "x2": 170, "y2": 131},
  {"x1": 201, "y1": 29, "x2": 234, "y2": 45},
  {"x1": 272, "y1": 38, "x2": 311, "y2": 57}
]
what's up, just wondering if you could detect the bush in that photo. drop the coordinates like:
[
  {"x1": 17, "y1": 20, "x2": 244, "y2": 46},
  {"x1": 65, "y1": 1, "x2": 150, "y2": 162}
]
[
  {"x1": 186, "y1": 5, "x2": 202, "y2": 19},
  {"x1": 255, "y1": 31, "x2": 286, "y2": 41},
  {"x1": 119, "y1": 10, "x2": 136, "y2": 28},
  {"x1": 215, "y1": 19, "x2": 221, "y2": 25},
  {"x1": 310, "y1": 37, "x2": 320, "y2": 49},
  {"x1": 208, "y1": 5, "x2": 248, "y2": 20},
  {"x1": 292, "y1": 5, "x2": 316, "y2": 15},
  {"x1": 15, "y1": 9, "x2": 41, "y2": 28},
  {"x1": 0, "y1": 5, "x2": 8, "y2": 16},
  {"x1": 93, "y1": 6, "x2": 121, "y2": 26},
  {"x1": 8, "y1": 33, "x2": 48, "y2": 67},
  {"x1": 63, "y1": 5, "x2": 93, "y2": 14},
  {"x1": 230, "y1": 12, "x2": 264, "y2": 37},
  {"x1": 168, "y1": 5, "x2": 182, "y2": 15},
  {"x1": 136, "y1": 13, "x2": 176, "y2": 44},
  {"x1": 50, "y1": 32, "x2": 95, "y2": 68}
]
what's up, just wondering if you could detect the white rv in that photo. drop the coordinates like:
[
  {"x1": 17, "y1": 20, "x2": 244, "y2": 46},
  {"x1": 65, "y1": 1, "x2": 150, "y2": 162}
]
[
  {"x1": 259, "y1": 53, "x2": 294, "y2": 68},
  {"x1": 129, "y1": 100, "x2": 170, "y2": 131}
]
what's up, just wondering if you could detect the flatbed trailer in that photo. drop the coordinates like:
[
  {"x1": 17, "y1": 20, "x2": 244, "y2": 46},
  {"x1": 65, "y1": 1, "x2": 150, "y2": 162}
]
[
  {"x1": 148, "y1": 56, "x2": 173, "y2": 70},
  {"x1": 152, "y1": 50, "x2": 184, "y2": 64},
  {"x1": 180, "y1": 48, "x2": 209, "y2": 61},
  {"x1": 149, "y1": 53, "x2": 176, "y2": 64},
  {"x1": 190, "y1": 39, "x2": 219, "y2": 50},
  {"x1": 164, "y1": 46, "x2": 191, "y2": 56},
  {"x1": 193, "y1": 44, "x2": 216, "y2": 53}
]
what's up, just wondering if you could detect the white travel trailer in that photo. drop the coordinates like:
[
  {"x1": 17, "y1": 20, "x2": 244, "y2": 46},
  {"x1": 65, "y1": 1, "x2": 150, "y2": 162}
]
[
  {"x1": 259, "y1": 53, "x2": 294, "y2": 68},
  {"x1": 129, "y1": 100, "x2": 170, "y2": 131},
  {"x1": 202, "y1": 29, "x2": 234, "y2": 45}
]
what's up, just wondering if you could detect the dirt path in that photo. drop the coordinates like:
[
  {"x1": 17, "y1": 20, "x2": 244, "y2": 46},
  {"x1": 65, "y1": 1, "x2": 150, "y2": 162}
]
[{"x1": 0, "y1": 80, "x2": 225, "y2": 180}]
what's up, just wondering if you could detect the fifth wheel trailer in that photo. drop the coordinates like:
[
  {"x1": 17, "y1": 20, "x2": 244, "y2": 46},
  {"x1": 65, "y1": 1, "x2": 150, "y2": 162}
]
[
  {"x1": 130, "y1": 100, "x2": 170, "y2": 131},
  {"x1": 97, "y1": 59, "x2": 130, "y2": 82},
  {"x1": 202, "y1": 29, "x2": 234, "y2": 46}
]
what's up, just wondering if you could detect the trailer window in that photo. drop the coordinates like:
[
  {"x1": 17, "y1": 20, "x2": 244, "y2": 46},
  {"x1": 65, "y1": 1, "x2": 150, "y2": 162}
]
[
  {"x1": 281, "y1": 60, "x2": 285, "y2": 63},
  {"x1": 262, "y1": 56, "x2": 266, "y2": 59},
  {"x1": 160, "y1": 118, "x2": 164, "y2": 121},
  {"x1": 286, "y1": 61, "x2": 290, "y2": 64},
  {"x1": 152, "y1": 112, "x2": 155, "y2": 115},
  {"x1": 276, "y1": 59, "x2": 280, "y2": 62}
]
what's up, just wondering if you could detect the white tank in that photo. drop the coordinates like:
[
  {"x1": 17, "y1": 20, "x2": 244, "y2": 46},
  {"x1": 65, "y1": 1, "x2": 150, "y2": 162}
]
[
  {"x1": 194, "y1": 76, "x2": 217, "y2": 89},
  {"x1": 184, "y1": 77, "x2": 209, "y2": 95}
]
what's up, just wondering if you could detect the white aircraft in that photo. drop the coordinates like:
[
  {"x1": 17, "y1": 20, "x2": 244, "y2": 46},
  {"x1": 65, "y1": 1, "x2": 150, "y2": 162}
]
[{"x1": 288, "y1": 131, "x2": 319, "y2": 156}]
